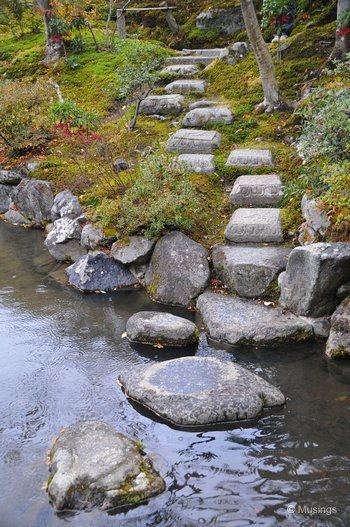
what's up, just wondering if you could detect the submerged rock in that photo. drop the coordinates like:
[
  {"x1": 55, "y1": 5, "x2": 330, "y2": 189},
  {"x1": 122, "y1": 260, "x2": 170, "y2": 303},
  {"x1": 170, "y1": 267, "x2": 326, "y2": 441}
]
[
  {"x1": 51, "y1": 190, "x2": 83, "y2": 221},
  {"x1": 145, "y1": 231, "x2": 210, "y2": 306},
  {"x1": 111, "y1": 237, "x2": 156, "y2": 266},
  {"x1": 13, "y1": 179, "x2": 54, "y2": 224},
  {"x1": 4, "y1": 209, "x2": 32, "y2": 226},
  {"x1": 66, "y1": 252, "x2": 139, "y2": 292},
  {"x1": 47, "y1": 420, "x2": 165, "y2": 511},
  {"x1": 197, "y1": 292, "x2": 313, "y2": 346},
  {"x1": 126, "y1": 311, "x2": 199, "y2": 347},
  {"x1": 280, "y1": 243, "x2": 350, "y2": 317},
  {"x1": 118, "y1": 357, "x2": 285, "y2": 426},
  {"x1": 325, "y1": 297, "x2": 350, "y2": 359}
]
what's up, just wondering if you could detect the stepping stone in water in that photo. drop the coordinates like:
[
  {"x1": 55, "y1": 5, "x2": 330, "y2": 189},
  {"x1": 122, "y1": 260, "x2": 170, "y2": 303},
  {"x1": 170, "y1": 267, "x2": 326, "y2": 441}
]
[
  {"x1": 125, "y1": 311, "x2": 199, "y2": 347},
  {"x1": 189, "y1": 99, "x2": 220, "y2": 110},
  {"x1": 226, "y1": 149, "x2": 274, "y2": 168},
  {"x1": 167, "y1": 129, "x2": 221, "y2": 154},
  {"x1": 181, "y1": 48, "x2": 229, "y2": 58},
  {"x1": 160, "y1": 64, "x2": 200, "y2": 77},
  {"x1": 118, "y1": 356, "x2": 285, "y2": 426},
  {"x1": 166, "y1": 56, "x2": 214, "y2": 66},
  {"x1": 139, "y1": 94, "x2": 185, "y2": 116},
  {"x1": 230, "y1": 174, "x2": 283, "y2": 206},
  {"x1": 176, "y1": 153, "x2": 215, "y2": 174},
  {"x1": 197, "y1": 292, "x2": 313, "y2": 346},
  {"x1": 183, "y1": 106, "x2": 234, "y2": 127},
  {"x1": 165, "y1": 79, "x2": 207, "y2": 94},
  {"x1": 212, "y1": 244, "x2": 291, "y2": 298},
  {"x1": 225, "y1": 208, "x2": 283, "y2": 244}
]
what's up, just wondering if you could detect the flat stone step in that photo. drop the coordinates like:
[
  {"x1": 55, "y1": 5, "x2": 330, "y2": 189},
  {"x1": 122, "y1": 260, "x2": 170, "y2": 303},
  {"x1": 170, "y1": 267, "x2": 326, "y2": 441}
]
[
  {"x1": 139, "y1": 94, "x2": 185, "y2": 116},
  {"x1": 183, "y1": 106, "x2": 234, "y2": 127},
  {"x1": 226, "y1": 149, "x2": 274, "y2": 168},
  {"x1": 189, "y1": 99, "x2": 220, "y2": 110},
  {"x1": 181, "y1": 48, "x2": 229, "y2": 58},
  {"x1": 230, "y1": 174, "x2": 283, "y2": 206},
  {"x1": 176, "y1": 153, "x2": 215, "y2": 174},
  {"x1": 165, "y1": 79, "x2": 207, "y2": 94},
  {"x1": 197, "y1": 292, "x2": 313, "y2": 346},
  {"x1": 212, "y1": 244, "x2": 291, "y2": 298},
  {"x1": 167, "y1": 129, "x2": 221, "y2": 154},
  {"x1": 225, "y1": 208, "x2": 283, "y2": 243},
  {"x1": 166, "y1": 56, "x2": 214, "y2": 66},
  {"x1": 160, "y1": 64, "x2": 200, "y2": 77}
]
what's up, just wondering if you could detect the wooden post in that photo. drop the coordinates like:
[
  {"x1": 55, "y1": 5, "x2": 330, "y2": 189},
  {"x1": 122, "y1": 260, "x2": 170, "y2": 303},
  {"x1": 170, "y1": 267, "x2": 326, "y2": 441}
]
[
  {"x1": 160, "y1": 1, "x2": 179, "y2": 34},
  {"x1": 117, "y1": 3, "x2": 126, "y2": 40}
]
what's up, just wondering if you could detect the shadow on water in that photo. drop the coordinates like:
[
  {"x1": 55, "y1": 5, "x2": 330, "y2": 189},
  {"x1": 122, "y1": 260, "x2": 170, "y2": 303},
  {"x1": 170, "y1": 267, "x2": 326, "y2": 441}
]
[{"x1": 1, "y1": 221, "x2": 350, "y2": 526}]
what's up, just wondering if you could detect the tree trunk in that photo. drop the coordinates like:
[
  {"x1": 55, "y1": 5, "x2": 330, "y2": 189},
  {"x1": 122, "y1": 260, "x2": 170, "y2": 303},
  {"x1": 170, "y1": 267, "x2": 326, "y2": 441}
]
[
  {"x1": 329, "y1": 0, "x2": 350, "y2": 62},
  {"x1": 160, "y1": 2, "x2": 179, "y2": 34},
  {"x1": 37, "y1": 0, "x2": 64, "y2": 65},
  {"x1": 240, "y1": 0, "x2": 287, "y2": 112},
  {"x1": 117, "y1": 3, "x2": 127, "y2": 39}
]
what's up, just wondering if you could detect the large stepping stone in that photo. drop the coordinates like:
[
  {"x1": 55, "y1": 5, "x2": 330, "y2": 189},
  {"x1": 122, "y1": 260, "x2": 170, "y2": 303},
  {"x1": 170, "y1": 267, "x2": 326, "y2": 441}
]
[
  {"x1": 126, "y1": 311, "x2": 199, "y2": 347},
  {"x1": 230, "y1": 174, "x2": 283, "y2": 206},
  {"x1": 166, "y1": 56, "x2": 214, "y2": 66},
  {"x1": 197, "y1": 292, "x2": 313, "y2": 346},
  {"x1": 118, "y1": 356, "x2": 285, "y2": 426},
  {"x1": 182, "y1": 48, "x2": 229, "y2": 58},
  {"x1": 212, "y1": 245, "x2": 291, "y2": 298},
  {"x1": 167, "y1": 129, "x2": 221, "y2": 154},
  {"x1": 225, "y1": 208, "x2": 283, "y2": 244},
  {"x1": 139, "y1": 94, "x2": 185, "y2": 116},
  {"x1": 47, "y1": 421, "x2": 165, "y2": 511},
  {"x1": 176, "y1": 153, "x2": 215, "y2": 174},
  {"x1": 183, "y1": 106, "x2": 234, "y2": 127},
  {"x1": 165, "y1": 79, "x2": 207, "y2": 94},
  {"x1": 160, "y1": 64, "x2": 200, "y2": 77},
  {"x1": 226, "y1": 149, "x2": 274, "y2": 168}
]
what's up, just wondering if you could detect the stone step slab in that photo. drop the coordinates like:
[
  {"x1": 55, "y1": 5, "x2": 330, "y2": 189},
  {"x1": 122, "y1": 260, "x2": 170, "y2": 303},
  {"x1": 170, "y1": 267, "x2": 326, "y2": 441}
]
[
  {"x1": 183, "y1": 106, "x2": 234, "y2": 127},
  {"x1": 188, "y1": 99, "x2": 220, "y2": 110},
  {"x1": 212, "y1": 244, "x2": 291, "y2": 298},
  {"x1": 225, "y1": 208, "x2": 283, "y2": 244},
  {"x1": 167, "y1": 129, "x2": 221, "y2": 154},
  {"x1": 160, "y1": 64, "x2": 200, "y2": 77},
  {"x1": 197, "y1": 292, "x2": 313, "y2": 346},
  {"x1": 166, "y1": 56, "x2": 214, "y2": 66},
  {"x1": 176, "y1": 153, "x2": 215, "y2": 174},
  {"x1": 139, "y1": 94, "x2": 185, "y2": 116},
  {"x1": 181, "y1": 48, "x2": 229, "y2": 58},
  {"x1": 230, "y1": 174, "x2": 283, "y2": 206},
  {"x1": 165, "y1": 79, "x2": 207, "y2": 94},
  {"x1": 226, "y1": 149, "x2": 274, "y2": 168}
]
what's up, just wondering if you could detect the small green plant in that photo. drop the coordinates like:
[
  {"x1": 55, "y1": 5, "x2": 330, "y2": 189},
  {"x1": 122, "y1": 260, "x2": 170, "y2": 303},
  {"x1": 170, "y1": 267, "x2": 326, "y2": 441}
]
[
  {"x1": 51, "y1": 99, "x2": 101, "y2": 131},
  {"x1": 65, "y1": 55, "x2": 80, "y2": 70}
]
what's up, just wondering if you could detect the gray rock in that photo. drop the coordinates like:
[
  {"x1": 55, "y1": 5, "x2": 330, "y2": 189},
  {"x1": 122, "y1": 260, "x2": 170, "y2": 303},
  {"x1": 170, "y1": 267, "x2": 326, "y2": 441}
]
[
  {"x1": 230, "y1": 174, "x2": 283, "y2": 206},
  {"x1": 160, "y1": 64, "x2": 200, "y2": 77},
  {"x1": 4, "y1": 209, "x2": 32, "y2": 226},
  {"x1": 25, "y1": 160, "x2": 40, "y2": 173},
  {"x1": 298, "y1": 194, "x2": 331, "y2": 245},
  {"x1": 0, "y1": 169, "x2": 21, "y2": 186},
  {"x1": 337, "y1": 283, "x2": 350, "y2": 299},
  {"x1": 51, "y1": 190, "x2": 82, "y2": 221},
  {"x1": 183, "y1": 106, "x2": 234, "y2": 127},
  {"x1": 325, "y1": 297, "x2": 350, "y2": 359},
  {"x1": 196, "y1": 7, "x2": 245, "y2": 35},
  {"x1": 188, "y1": 99, "x2": 220, "y2": 110},
  {"x1": 165, "y1": 56, "x2": 214, "y2": 66},
  {"x1": 126, "y1": 311, "x2": 199, "y2": 347},
  {"x1": 139, "y1": 94, "x2": 185, "y2": 116},
  {"x1": 145, "y1": 231, "x2": 210, "y2": 306},
  {"x1": 197, "y1": 292, "x2": 313, "y2": 346},
  {"x1": 0, "y1": 184, "x2": 12, "y2": 213},
  {"x1": 47, "y1": 420, "x2": 165, "y2": 511},
  {"x1": 300, "y1": 316, "x2": 331, "y2": 339},
  {"x1": 225, "y1": 208, "x2": 283, "y2": 244},
  {"x1": 45, "y1": 217, "x2": 87, "y2": 262},
  {"x1": 230, "y1": 42, "x2": 251, "y2": 59},
  {"x1": 212, "y1": 245, "x2": 291, "y2": 298},
  {"x1": 167, "y1": 129, "x2": 221, "y2": 154},
  {"x1": 176, "y1": 153, "x2": 215, "y2": 174},
  {"x1": 181, "y1": 48, "x2": 229, "y2": 58},
  {"x1": 118, "y1": 356, "x2": 285, "y2": 426},
  {"x1": 226, "y1": 149, "x2": 274, "y2": 168},
  {"x1": 13, "y1": 179, "x2": 53, "y2": 224},
  {"x1": 67, "y1": 252, "x2": 138, "y2": 292},
  {"x1": 280, "y1": 243, "x2": 350, "y2": 317},
  {"x1": 111, "y1": 236, "x2": 156, "y2": 265},
  {"x1": 113, "y1": 159, "x2": 130, "y2": 173},
  {"x1": 165, "y1": 80, "x2": 207, "y2": 94},
  {"x1": 81, "y1": 224, "x2": 104, "y2": 250}
]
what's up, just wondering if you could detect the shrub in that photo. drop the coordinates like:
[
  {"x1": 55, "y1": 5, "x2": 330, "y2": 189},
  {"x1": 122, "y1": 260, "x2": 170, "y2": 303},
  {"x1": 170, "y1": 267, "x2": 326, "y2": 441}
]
[{"x1": 320, "y1": 160, "x2": 350, "y2": 226}]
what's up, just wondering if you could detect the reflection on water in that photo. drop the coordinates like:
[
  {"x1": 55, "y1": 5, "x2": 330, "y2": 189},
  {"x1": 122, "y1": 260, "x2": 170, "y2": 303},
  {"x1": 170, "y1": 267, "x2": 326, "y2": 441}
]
[{"x1": 1, "y1": 221, "x2": 350, "y2": 526}]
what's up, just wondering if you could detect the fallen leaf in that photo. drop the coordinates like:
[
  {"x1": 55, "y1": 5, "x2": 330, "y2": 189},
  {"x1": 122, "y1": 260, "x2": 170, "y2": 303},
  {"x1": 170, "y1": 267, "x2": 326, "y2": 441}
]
[
  {"x1": 336, "y1": 396, "x2": 348, "y2": 401},
  {"x1": 121, "y1": 332, "x2": 127, "y2": 339},
  {"x1": 154, "y1": 343, "x2": 164, "y2": 349}
]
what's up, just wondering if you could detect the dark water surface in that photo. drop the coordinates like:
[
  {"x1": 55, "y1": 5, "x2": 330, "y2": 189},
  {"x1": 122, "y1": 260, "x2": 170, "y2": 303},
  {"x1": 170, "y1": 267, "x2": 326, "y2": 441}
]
[{"x1": 1, "y1": 222, "x2": 350, "y2": 527}]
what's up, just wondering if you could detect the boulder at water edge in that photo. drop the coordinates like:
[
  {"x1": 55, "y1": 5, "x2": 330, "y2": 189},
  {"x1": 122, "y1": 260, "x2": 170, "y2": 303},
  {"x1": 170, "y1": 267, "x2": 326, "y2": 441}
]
[
  {"x1": 145, "y1": 231, "x2": 210, "y2": 306},
  {"x1": 80, "y1": 223, "x2": 104, "y2": 250},
  {"x1": 197, "y1": 292, "x2": 313, "y2": 346},
  {"x1": 0, "y1": 184, "x2": 12, "y2": 214},
  {"x1": 12, "y1": 179, "x2": 54, "y2": 224},
  {"x1": 47, "y1": 421, "x2": 165, "y2": 511},
  {"x1": 126, "y1": 311, "x2": 199, "y2": 347},
  {"x1": 280, "y1": 243, "x2": 350, "y2": 317},
  {"x1": 111, "y1": 236, "x2": 156, "y2": 266},
  {"x1": 45, "y1": 217, "x2": 87, "y2": 262},
  {"x1": 66, "y1": 252, "x2": 139, "y2": 292},
  {"x1": 51, "y1": 190, "x2": 83, "y2": 221},
  {"x1": 0, "y1": 169, "x2": 22, "y2": 186},
  {"x1": 118, "y1": 357, "x2": 285, "y2": 426},
  {"x1": 325, "y1": 297, "x2": 350, "y2": 359}
]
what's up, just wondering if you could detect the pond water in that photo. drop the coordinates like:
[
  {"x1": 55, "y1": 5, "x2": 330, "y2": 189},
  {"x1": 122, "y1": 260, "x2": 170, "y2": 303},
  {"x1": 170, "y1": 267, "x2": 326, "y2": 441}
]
[{"x1": 1, "y1": 221, "x2": 350, "y2": 527}]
